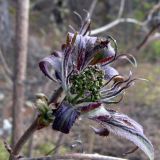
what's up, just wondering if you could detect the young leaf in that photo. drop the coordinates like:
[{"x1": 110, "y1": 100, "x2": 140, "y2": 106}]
[
  {"x1": 89, "y1": 109, "x2": 154, "y2": 160},
  {"x1": 39, "y1": 55, "x2": 62, "y2": 82}
]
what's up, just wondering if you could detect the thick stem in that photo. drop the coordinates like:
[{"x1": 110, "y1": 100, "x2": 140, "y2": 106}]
[
  {"x1": 48, "y1": 87, "x2": 64, "y2": 105},
  {"x1": 11, "y1": 117, "x2": 39, "y2": 156},
  {"x1": 10, "y1": 87, "x2": 63, "y2": 159},
  {"x1": 26, "y1": 112, "x2": 36, "y2": 157}
]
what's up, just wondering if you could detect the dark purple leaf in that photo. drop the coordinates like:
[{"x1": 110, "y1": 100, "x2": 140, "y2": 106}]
[
  {"x1": 103, "y1": 42, "x2": 116, "y2": 58},
  {"x1": 51, "y1": 50, "x2": 63, "y2": 58},
  {"x1": 52, "y1": 103, "x2": 80, "y2": 134},
  {"x1": 116, "y1": 54, "x2": 137, "y2": 67},
  {"x1": 79, "y1": 13, "x2": 91, "y2": 36},
  {"x1": 102, "y1": 65, "x2": 119, "y2": 80},
  {"x1": 123, "y1": 146, "x2": 139, "y2": 155},
  {"x1": 39, "y1": 55, "x2": 62, "y2": 82},
  {"x1": 68, "y1": 32, "x2": 97, "y2": 70},
  {"x1": 90, "y1": 41, "x2": 116, "y2": 65},
  {"x1": 89, "y1": 108, "x2": 154, "y2": 160},
  {"x1": 77, "y1": 103, "x2": 101, "y2": 113},
  {"x1": 91, "y1": 126, "x2": 109, "y2": 137}
]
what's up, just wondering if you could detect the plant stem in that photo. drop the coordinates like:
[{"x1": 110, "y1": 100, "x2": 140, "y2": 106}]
[
  {"x1": 11, "y1": 117, "x2": 39, "y2": 157},
  {"x1": 10, "y1": 87, "x2": 63, "y2": 159}
]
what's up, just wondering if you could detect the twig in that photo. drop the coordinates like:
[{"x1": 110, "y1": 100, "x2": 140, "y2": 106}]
[
  {"x1": 53, "y1": 132, "x2": 64, "y2": 155},
  {"x1": 91, "y1": 2, "x2": 160, "y2": 35},
  {"x1": 48, "y1": 86, "x2": 64, "y2": 105},
  {"x1": 0, "y1": 49, "x2": 12, "y2": 77},
  {"x1": 0, "y1": 62, "x2": 13, "y2": 87},
  {"x1": 45, "y1": 133, "x2": 64, "y2": 156},
  {"x1": 26, "y1": 112, "x2": 36, "y2": 157},
  {"x1": 0, "y1": 49, "x2": 13, "y2": 86},
  {"x1": 3, "y1": 140, "x2": 12, "y2": 154},
  {"x1": 115, "y1": 22, "x2": 160, "y2": 67},
  {"x1": 88, "y1": 0, "x2": 97, "y2": 18},
  {"x1": 146, "y1": 2, "x2": 160, "y2": 23},
  {"x1": 90, "y1": 18, "x2": 143, "y2": 35},
  {"x1": 10, "y1": 117, "x2": 39, "y2": 158},
  {"x1": 27, "y1": 134, "x2": 34, "y2": 158},
  {"x1": 142, "y1": 32, "x2": 160, "y2": 48},
  {"x1": 117, "y1": 0, "x2": 125, "y2": 19},
  {"x1": 20, "y1": 153, "x2": 128, "y2": 160},
  {"x1": 135, "y1": 22, "x2": 160, "y2": 50}
]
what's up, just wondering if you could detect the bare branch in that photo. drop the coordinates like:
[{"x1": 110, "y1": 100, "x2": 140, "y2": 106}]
[
  {"x1": 45, "y1": 133, "x2": 64, "y2": 156},
  {"x1": 21, "y1": 153, "x2": 128, "y2": 160},
  {"x1": 88, "y1": 0, "x2": 98, "y2": 18},
  {"x1": 0, "y1": 49, "x2": 12, "y2": 78},
  {"x1": 147, "y1": 2, "x2": 160, "y2": 23},
  {"x1": 116, "y1": 22, "x2": 160, "y2": 67},
  {"x1": 0, "y1": 49, "x2": 12, "y2": 87},
  {"x1": 26, "y1": 112, "x2": 37, "y2": 157},
  {"x1": 144, "y1": 32, "x2": 160, "y2": 47},
  {"x1": 135, "y1": 22, "x2": 160, "y2": 50},
  {"x1": 10, "y1": 117, "x2": 39, "y2": 158},
  {"x1": 91, "y1": 2, "x2": 160, "y2": 35},
  {"x1": 52, "y1": 132, "x2": 64, "y2": 155},
  {"x1": 118, "y1": 0, "x2": 125, "y2": 18},
  {"x1": 0, "y1": 62, "x2": 13, "y2": 87},
  {"x1": 90, "y1": 18, "x2": 144, "y2": 35}
]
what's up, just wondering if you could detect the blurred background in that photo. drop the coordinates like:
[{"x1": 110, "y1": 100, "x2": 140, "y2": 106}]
[{"x1": 0, "y1": 0, "x2": 160, "y2": 159}]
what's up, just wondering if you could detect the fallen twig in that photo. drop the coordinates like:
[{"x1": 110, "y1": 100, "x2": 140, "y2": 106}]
[{"x1": 20, "y1": 153, "x2": 128, "y2": 160}]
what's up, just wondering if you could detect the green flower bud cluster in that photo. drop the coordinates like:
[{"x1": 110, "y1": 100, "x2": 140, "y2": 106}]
[
  {"x1": 36, "y1": 93, "x2": 54, "y2": 126},
  {"x1": 70, "y1": 65, "x2": 104, "y2": 102}
]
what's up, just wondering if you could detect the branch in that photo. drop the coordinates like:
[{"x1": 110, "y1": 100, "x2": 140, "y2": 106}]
[
  {"x1": 115, "y1": 22, "x2": 160, "y2": 67},
  {"x1": 117, "y1": 0, "x2": 125, "y2": 19},
  {"x1": 143, "y1": 32, "x2": 160, "y2": 48},
  {"x1": 45, "y1": 132, "x2": 64, "y2": 156},
  {"x1": 0, "y1": 62, "x2": 12, "y2": 87},
  {"x1": 21, "y1": 153, "x2": 128, "y2": 160},
  {"x1": 90, "y1": 18, "x2": 144, "y2": 35},
  {"x1": 52, "y1": 132, "x2": 64, "y2": 155},
  {"x1": 91, "y1": 2, "x2": 160, "y2": 35},
  {"x1": 135, "y1": 22, "x2": 160, "y2": 50},
  {"x1": 11, "y1": 117, "x2": 39, "y2": 157},
  {"x1": 88, "y1": 0, "x2": 98, "y2": 18},
  {"x1": 146, "y1": 2, "x2": 160, "y2": 23},
  {"x1": 0, "y1": 49, "x2": 13, "y2": 85}
]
